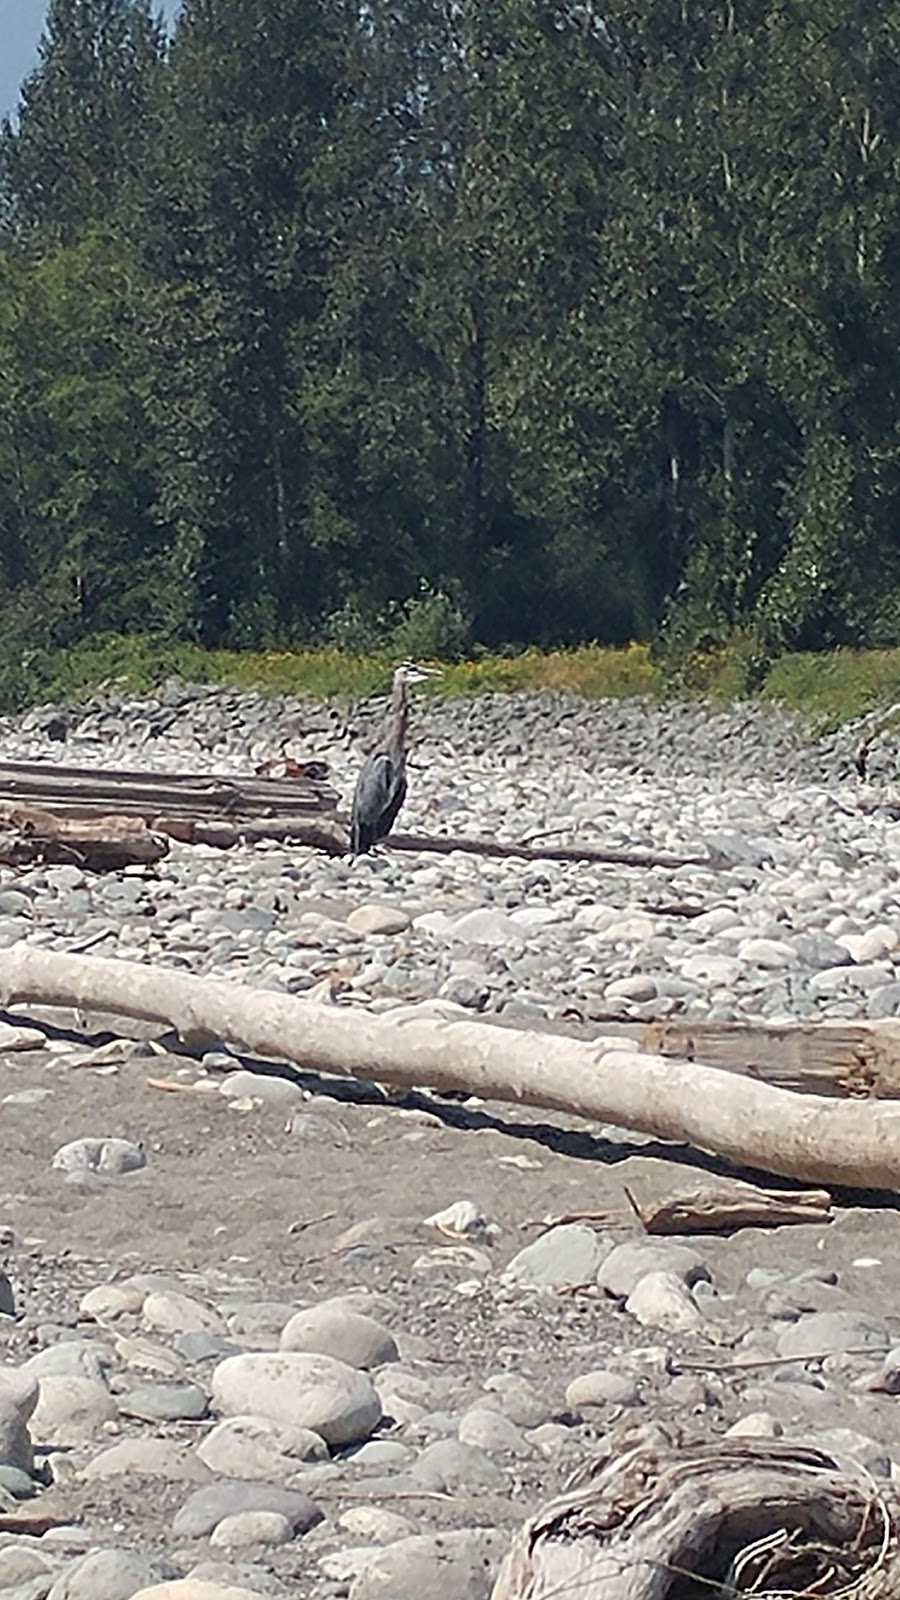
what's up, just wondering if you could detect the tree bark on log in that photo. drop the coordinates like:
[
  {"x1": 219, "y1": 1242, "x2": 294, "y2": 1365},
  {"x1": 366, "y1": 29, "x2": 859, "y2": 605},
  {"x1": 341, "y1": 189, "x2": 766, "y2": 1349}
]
[
  {"x1": 4, "y1": 944, "x2": 900, "y2": 1190},
  {"x1": 490, "y1": 1425, "x2": 899, "y2": 1599}
]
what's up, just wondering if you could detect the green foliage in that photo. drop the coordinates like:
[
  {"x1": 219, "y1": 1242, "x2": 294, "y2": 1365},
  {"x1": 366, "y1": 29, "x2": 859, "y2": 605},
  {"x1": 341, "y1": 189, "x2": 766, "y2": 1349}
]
[{"x1": 2, "y1": 1, "x2": 900, "y2": 666}]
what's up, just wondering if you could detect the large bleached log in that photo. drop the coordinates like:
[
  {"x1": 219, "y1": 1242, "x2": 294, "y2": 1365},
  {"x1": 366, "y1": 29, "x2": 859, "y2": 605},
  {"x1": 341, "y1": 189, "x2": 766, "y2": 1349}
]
[{"x1": 4, "y1": 944, "x2": 900, "y2": 1191}]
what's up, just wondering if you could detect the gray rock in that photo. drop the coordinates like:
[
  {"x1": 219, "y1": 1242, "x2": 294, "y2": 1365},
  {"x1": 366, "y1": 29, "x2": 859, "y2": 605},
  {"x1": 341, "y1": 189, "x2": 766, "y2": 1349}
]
[
  {"x1": 0, "y1": 1463, "x2": 36, "y2": 1497},
  {"x1": 119, "y1": 1383, "x2": 209, "y2": 1422},
  {"x1": 211, "y1": 1351, "x2": 382, "y2": 1447},
  {"x1": 502, "y1": 1224, "x2": 611, "y2": 1288},
  {"x1": 0, "y1": 1271, "x2": 15, "y2": 1317},
  {"x1": 171, "y1": 1479, "x2": 323, "y2": 1539},
  {"x1": 411, "y1": 1439, "x2": 506, "y2": 1491},
  {"x1": 775, "y1": 1311, "x2": 890, "y2": 1360},
  {"x1": 83, "y1": 1437, "x2": 211, "y2": 1481},
  {"x1": 24, "y1": 1341, "x2": 111, "y2": 1385},
  {"x1": 196, "y1": 1414, "x2": 328, "y2": 1479},
  {"x1": 0, "y1": 1367, "x2": 38, "y2": 1472},
  {"x1": 279, "y1": 1304, "x2": 398, "y2": 1369},
  {"x1": 457, "y1": 1408, "x2": 531, "y2": 1456},
  {"x1": 598, "y1": 1240, "x2": 710, "y2": 1298},
  {"x1": 348, "y1": 1527, "x2": 508, "y2": 1600},
  {"x1": 46, "y1": 1548, "x2": 160, "y2": 1600}
]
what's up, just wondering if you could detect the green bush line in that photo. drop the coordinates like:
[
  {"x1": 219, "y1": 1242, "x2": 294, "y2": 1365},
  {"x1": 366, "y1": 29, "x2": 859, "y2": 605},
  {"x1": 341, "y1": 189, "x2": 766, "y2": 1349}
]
[{"x1": 7, "y1": 632, "x2": 900, "y2": 733}]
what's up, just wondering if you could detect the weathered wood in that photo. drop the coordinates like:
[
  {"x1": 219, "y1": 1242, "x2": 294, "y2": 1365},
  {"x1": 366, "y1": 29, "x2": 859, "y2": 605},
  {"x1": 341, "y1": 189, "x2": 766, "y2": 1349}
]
[
  {"x1": 625, "y1": 1179, "x2": 834, "y2": 1234},
  {"x1": 151, "y1": 815, "x2": 348, "y2": 853},
  {"x1": 491, "y1": 1425, "x2": 899, "y2": 1600},
  {"x1": 385, "y1": 830, "x2": 714, "y2": 868},
  {"x1": 0, "y1": 806, "x2": 168, "y2": 871},
  {"x1": 642, "y1": 1015, "x2": 900, "y2": 1098},
  {"x1": 5, "y1": 944, "x2": 900, "y2": 1189},
  {"x1": 0, "y1": 758, "x2": 338, "y2": 819},
  {"x1": 505, "y1": 1013, "x2": 900, "y2": 1098}
]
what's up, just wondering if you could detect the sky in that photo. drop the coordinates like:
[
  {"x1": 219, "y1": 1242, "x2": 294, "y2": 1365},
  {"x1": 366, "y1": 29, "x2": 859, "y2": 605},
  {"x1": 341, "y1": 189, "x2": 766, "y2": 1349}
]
[{"x1": 0, "y1": 0, "x2": 179, "y2": 124}]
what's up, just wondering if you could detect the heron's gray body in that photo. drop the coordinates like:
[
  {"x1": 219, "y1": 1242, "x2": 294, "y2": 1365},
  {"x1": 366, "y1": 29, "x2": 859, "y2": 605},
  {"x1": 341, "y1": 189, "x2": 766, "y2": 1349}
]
[{"x1": 349, "y1": 661, "x2": 438, "y2": 854}]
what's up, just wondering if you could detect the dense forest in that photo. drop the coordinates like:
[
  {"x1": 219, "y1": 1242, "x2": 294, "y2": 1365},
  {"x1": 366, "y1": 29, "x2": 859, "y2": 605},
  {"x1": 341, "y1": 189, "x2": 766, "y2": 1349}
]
[{"x1": 1, "y1": 0, "x2": 899, "y2": 677}]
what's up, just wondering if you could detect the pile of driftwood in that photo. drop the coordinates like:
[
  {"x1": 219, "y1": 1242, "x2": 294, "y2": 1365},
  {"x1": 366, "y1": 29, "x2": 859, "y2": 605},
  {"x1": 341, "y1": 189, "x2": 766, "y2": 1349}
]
[{"x1": 0, "y1": 758, "x2": 718, "y2": 871}]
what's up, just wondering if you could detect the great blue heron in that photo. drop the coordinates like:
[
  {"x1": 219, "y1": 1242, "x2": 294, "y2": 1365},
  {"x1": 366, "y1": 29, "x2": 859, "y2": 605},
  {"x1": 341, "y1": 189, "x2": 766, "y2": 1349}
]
[{"x1": 350, "y1": 660, "x2": 442, "y2": 854}]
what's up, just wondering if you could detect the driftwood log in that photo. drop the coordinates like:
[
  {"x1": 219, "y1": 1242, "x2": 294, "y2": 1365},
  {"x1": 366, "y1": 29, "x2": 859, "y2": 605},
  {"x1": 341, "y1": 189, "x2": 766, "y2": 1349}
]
[
  {"x1": 0, "y1": 758, "x2": 338, "y2": 819},
  {"x1": 491, "y1": 1424, "x2": 899, "y2": 1599},
  {"x1": 537, "y1": 1013, "x2": 900, "y2": 1099},
  {"x1": 4, "y1": 944, "x2": 900, "y2": 1190},
  {"x1": 0, "y1": 806, "x2": 168, "y2": 871}
]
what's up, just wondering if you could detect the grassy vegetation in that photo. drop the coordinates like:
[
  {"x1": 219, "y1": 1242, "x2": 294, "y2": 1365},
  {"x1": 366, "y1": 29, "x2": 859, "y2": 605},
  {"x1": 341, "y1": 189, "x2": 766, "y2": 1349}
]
[
  {"x1": 19, "y1": 634, "x2": 660, "y2": 708},
  {"x1": 12, "y1": 631, "x2": 900, "y2": 731}
]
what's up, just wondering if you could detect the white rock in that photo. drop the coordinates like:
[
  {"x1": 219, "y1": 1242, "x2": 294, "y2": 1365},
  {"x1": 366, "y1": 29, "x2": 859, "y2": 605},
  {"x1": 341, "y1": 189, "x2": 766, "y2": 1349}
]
[
  {"x1": 80, "y1": 1282, "x2": 147, "y2": 1320},
  {"x1": 346, "y1": 905, "x2": 411, "y2": 936},
  {"x1": 211, "y1": 1352, "x2": 381, "y2": 1447},
  {"x1": 52, "y1": 1137, "x2": 146, "y2": 1176},
  {"x1": 625, "y1": 1271, "x2": 703, "y2": 1333},
  {"x1": 218, "y1": 1072, "x2": 305, "y2": 1104},
  {"x1": 737, "y1": 937, "x2": 798, "y2": 968},
  {"x1": 30, "y1": 1375, "x2": 117, "y2": 1445},
  {"x1": 143, "y1": 1291, "x2": 225, "y2": 1337},
  {"x1": 208, "y1": 1510, "x2": 293, "y2": 1549},
  {"x1": 130, "y1": 1585, "x2": 270, "y2": 1600}
]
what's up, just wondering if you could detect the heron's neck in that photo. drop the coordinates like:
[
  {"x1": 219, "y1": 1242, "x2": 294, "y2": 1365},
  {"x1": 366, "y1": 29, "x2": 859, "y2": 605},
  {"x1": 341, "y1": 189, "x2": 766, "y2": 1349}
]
[{"x1": 386, "y1": 682, "x2": 409, "y2": 766}]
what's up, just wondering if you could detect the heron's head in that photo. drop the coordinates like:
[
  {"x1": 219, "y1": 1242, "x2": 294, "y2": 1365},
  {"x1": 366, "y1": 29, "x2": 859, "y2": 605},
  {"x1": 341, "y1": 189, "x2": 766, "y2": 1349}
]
[{"x1": 393, "y1": 660, "x2": 443, "y2": 688}]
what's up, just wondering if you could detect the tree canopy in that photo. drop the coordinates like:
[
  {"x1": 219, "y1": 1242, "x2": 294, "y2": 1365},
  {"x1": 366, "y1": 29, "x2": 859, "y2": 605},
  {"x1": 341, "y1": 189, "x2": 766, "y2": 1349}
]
[{"x1": 1, "y1": 0, "x2": 899, "y2": 666}]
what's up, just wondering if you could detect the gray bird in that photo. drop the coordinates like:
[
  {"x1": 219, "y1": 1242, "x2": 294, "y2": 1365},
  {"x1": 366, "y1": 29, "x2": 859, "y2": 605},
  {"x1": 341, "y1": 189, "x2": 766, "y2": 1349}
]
[{"x1": 350, "y1": 660, "x2": 442, "y2": 854}]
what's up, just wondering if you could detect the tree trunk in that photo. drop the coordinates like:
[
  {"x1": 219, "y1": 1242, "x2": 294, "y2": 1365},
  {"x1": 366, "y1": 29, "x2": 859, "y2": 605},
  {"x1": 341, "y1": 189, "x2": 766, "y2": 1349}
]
[{"x1": 4, "y1": 944, "x2": 900, "y2": 1190}]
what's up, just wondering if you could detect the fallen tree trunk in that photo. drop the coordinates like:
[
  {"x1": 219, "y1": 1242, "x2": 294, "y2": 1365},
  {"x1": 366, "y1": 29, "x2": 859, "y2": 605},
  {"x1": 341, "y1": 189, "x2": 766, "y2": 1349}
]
[
  {"x1": 0, "y1": 807, "x2": 168, "y2": 871},
  {"x1": 0, "y1": 759, "x2": 338, "y2": 819},
  {"x1": 491, "y1": 1425, "x2": 899, "y2": 1599},
  {"x1": 4, "y1": 944, "x2": 900, "y2": 1190}
]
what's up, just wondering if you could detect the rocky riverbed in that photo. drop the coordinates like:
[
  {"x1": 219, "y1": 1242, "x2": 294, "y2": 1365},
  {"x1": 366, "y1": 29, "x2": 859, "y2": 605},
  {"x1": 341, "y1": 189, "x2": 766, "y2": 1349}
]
[{"x1": 0, "y1": 682, "x2": 899, "y2": 1600}]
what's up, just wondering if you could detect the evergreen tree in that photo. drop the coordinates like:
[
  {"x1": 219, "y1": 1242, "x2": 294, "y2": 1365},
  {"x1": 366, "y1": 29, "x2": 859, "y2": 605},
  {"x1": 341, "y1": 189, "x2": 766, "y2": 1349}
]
[{"x1": 0, "y1": 0, "x2": 165, "y2": 242}]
